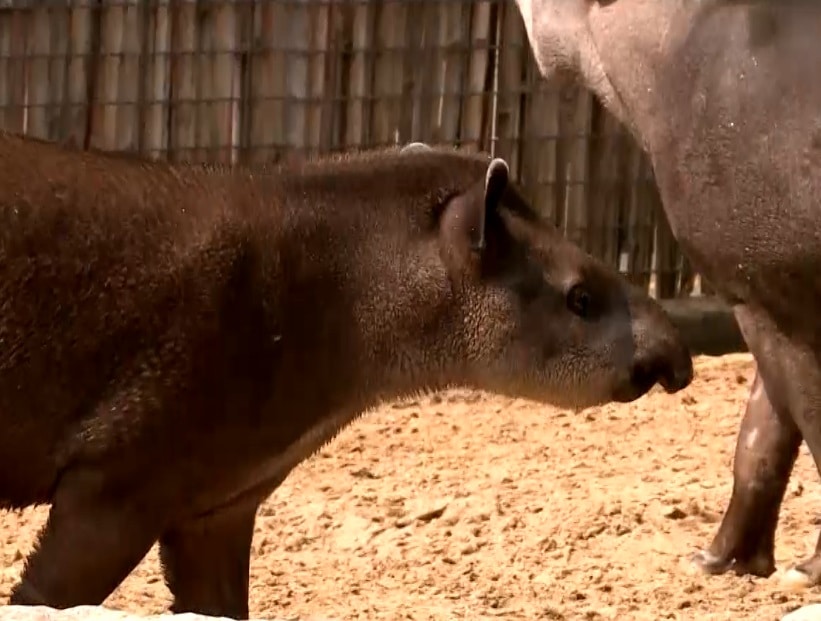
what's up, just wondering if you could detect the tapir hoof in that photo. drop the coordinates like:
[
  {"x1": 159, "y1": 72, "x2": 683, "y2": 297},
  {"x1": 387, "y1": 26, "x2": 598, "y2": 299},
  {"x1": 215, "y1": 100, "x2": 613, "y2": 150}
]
[
  {"x1": 780, "y1": 567, "x2": 814, "y2": 591},
  {"x1": 781, "y1": 555, "x2": 821, "y2": 591},
  {"x1": 7, "y1": 581, "x2": 48, "y2": 606},
  {"x1": 691, "y1": 549, "x2": 775, "y2": 578},
  {"x1": 691, "y1": 549, "x2": 733, "y2": 575}
]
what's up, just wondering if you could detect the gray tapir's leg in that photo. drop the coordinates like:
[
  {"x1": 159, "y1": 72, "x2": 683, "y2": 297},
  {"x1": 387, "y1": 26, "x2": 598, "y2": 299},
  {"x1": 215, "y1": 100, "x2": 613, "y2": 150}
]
[
  {"x1": 159, "y1": 494, "x2": 263, "y2": 620},
  {"x1": 693, "y1": 368, "x2": 802, "y2": 577},
  {"x1": 9, "y1": 468, "x2": 159, "y2": 607},
  {"x1": 695, "y1": 304, "x2": 821, "y2": 587}
]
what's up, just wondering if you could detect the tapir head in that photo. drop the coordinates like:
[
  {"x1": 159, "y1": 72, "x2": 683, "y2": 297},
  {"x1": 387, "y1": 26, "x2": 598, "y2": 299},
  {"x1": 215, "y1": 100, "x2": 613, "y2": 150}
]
[{"x1": 386, "y1": 142, "x2": 693, "y2": 409}]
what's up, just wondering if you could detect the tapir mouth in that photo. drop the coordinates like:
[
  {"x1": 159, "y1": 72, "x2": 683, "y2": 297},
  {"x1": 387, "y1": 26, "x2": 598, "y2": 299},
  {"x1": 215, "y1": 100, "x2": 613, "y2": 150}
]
[
  {"x1": 611, "y1": 356, "x2": 694, "y2": 403},
  {"x1": 611, "y1": 363, "x2": 661, "y2": 403},
  {"x1": 659, "y1": 368, "x2": 691, "y2": 394}
]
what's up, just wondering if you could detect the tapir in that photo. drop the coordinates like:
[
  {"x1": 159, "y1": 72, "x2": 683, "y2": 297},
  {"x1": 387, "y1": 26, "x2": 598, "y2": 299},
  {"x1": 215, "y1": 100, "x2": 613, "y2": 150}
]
[
  {"x1": 512, "y1": 0, "x2": 821, "y2": 588},
  {"x1": 0, "y1": 132, "x2": 692, "y2": 618}
]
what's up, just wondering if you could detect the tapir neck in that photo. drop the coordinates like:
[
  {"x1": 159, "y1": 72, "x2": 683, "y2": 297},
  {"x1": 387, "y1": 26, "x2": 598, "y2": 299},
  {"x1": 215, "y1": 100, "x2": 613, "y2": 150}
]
[
  {"x1": 251, "y1": 199, "x2": 464, "y2": 422},
  {"x1": 587, "y1": 0, "x2": 701, "y2": 155}
]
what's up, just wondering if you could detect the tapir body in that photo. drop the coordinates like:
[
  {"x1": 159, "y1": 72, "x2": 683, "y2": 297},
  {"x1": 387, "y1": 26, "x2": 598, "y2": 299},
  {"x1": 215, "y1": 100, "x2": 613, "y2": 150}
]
[
  {"x1": 513, "y1": 0, "x2": 821, "y2": 587},
  {"x1": 0, "y1": 132, "x2": 692, "y2": 617}
]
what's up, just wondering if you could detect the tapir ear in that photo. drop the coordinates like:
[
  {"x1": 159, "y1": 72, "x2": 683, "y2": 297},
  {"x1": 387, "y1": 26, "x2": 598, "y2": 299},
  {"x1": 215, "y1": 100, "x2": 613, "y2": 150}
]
[
  {"x1": 400, "y1": 142, "x2": 432, "y2": 155},
  {"x1": 479, "y1": 158, "x2": 510, "y2": 249},
  {"x1": 439, "y1": 156, "x2": 510, "y2": 269}
]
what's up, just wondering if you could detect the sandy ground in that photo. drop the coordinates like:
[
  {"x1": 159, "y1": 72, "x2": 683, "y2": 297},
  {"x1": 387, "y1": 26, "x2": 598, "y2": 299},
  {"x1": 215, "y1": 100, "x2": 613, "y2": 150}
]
[{"x1": 3, "y1": 353, "x2": 821, "y2": 621}]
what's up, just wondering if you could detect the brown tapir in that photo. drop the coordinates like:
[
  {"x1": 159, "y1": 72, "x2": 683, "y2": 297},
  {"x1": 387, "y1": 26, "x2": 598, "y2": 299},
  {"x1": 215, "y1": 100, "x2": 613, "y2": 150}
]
[
  {"x1": 0, "y1": 131, "x2": 692, "y2": 618},
  {"x1": 512, "y1": 0, "x2": 821, "y2": 589}
]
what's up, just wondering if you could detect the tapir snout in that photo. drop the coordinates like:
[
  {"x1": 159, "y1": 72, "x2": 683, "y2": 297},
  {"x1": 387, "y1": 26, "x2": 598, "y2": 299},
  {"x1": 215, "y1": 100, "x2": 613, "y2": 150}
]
[{"x1": 612, "y1": 297, "x2": 694, "y2": 402}]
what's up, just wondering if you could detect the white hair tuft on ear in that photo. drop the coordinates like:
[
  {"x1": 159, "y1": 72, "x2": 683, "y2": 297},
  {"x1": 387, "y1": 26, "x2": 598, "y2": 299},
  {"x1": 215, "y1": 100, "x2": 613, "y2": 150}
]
[
  {"x1": 485, "y1": 158, "x2": 510, "y2": 189},
  {"x1": 400, "y1": 142, "x2": 432, "y2": 155}
]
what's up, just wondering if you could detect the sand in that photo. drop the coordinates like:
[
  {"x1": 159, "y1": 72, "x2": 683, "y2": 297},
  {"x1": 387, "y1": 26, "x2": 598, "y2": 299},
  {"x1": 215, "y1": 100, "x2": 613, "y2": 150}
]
[{"x1": 3, "y1": 353, "x2": 821, "y2": 621}]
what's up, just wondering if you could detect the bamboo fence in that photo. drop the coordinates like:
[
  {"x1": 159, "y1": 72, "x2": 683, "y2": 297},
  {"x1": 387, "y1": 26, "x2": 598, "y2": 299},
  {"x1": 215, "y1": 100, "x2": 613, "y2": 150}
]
[{"x1": 0, "y1": 0, "x2": 704, "y2": 298}]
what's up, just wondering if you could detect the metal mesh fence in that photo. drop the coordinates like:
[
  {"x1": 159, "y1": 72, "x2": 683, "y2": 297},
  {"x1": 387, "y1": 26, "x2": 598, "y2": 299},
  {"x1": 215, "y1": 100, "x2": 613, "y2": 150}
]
[{"x1": 0, "y1": 0, "x2": 702, "y2": 298}]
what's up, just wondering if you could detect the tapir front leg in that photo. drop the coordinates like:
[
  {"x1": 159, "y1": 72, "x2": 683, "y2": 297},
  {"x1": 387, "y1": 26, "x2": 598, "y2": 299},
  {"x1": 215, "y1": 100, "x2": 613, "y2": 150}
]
[
  {"x1": 160, "y1": 495, "x2": 260, "y2": 620},
  {"x1": 695, "y1": 303, "x2": 821, "y2": 589},
  {"x1": 9, "y1": 467, "x2": 160, "y2": 607},
  {"x1": 693, "y1": 368, "x2": 802, "y2": 577}
]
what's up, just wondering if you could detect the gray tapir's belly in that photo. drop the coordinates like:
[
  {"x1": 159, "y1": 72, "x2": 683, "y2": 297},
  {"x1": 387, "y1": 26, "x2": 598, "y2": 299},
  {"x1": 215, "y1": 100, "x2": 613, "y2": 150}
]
[{"x1": 652, "y1": 156, "x2": 821, "y2": 340}]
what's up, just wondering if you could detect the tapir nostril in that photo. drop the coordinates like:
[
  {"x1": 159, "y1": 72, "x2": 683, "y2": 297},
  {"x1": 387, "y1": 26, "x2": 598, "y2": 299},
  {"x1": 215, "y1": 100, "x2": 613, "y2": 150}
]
[
  {"x1": 627, "y1": 346, "x2": 693, "y2": 399},
  {"x1": 612, "y1": 356, "x2": 681, "y2": 404}
]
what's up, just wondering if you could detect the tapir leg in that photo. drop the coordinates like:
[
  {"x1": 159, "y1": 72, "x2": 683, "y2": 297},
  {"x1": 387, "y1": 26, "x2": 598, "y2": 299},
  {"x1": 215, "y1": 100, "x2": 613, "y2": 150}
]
[
  {"x1": 695, "y1": 304, "x2": 821, "y2": 587},
  {"x1": 159, "y1": 496, "x2": 260, "y2": 620},
  {"x1": 692, "y1": 368, "x2": 802, "y2": 577},
  {"x1": 8, "y1": 468, "x2": 159, "y2": 607}
]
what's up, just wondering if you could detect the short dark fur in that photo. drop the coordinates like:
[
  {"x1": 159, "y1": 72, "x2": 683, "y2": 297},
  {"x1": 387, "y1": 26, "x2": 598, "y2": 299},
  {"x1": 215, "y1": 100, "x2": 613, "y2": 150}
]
[{"x1": 0, "y1": 131, "x2": 692, "y2": 617}]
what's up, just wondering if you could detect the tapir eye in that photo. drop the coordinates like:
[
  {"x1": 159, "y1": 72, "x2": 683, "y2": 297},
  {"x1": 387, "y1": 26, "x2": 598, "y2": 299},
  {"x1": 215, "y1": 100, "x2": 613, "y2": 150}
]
[{"x1": 566, "y1": 284, "x2": 591, "y2": 318}]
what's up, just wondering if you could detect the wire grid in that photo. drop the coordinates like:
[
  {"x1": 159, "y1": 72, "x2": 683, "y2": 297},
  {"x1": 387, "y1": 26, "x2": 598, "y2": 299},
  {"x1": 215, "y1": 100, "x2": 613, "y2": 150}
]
[{"x1": 0, "y1": 0, "x2": 699, "y2": 298}]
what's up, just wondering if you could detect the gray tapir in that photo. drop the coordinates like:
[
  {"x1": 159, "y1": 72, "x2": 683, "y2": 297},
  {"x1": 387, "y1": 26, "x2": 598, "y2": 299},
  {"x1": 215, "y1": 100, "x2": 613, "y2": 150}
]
[
  {"x1": 512, "y1": 0, "x2": 821, "y2": 588},
  {"x1": 0, "y1": 132, "x2": 692, "y2": 618}
]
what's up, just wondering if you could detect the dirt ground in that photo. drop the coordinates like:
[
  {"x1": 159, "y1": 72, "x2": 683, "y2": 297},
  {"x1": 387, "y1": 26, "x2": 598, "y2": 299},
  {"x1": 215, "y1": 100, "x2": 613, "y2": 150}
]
[{"x1": 3, "y1": 353, "x2": 821, "y2": 621}]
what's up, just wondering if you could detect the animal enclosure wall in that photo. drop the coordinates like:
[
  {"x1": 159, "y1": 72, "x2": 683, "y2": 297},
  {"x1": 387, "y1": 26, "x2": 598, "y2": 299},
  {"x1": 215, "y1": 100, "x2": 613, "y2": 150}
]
[{"x1": 0, "y1": 0, "x2": 701, "y2": 299}]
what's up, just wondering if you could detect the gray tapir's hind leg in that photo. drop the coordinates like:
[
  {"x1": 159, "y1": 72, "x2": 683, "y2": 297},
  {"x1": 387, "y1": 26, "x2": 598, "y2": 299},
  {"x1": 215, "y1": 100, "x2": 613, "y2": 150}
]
[
  {"x1": 692, "y1": 368, "x2": 802, "y2": 577},
  {"x1": 159, "y1": 494, "x2": 264, "y2": 620},
  {"x1": 695, "y1": 304, "x2": 821, "y2": 588},
  {"x1": 9, "y1": 467, "x2": 160, "y2": 607}
]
